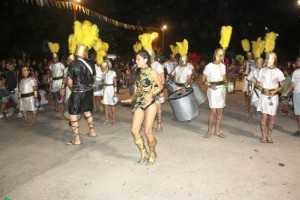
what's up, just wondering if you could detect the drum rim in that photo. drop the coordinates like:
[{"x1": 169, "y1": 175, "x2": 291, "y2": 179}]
[{"x1": 168, "y1": 87, "x2": 194, "y2": 100}]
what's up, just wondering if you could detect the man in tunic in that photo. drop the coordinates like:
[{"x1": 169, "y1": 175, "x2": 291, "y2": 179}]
[
  {"x1": 66, "y1": 45, "x2": 97, "y2": 145},
  {"x1": 49, "y1": 53, "x2": 65, "y2": 112}
]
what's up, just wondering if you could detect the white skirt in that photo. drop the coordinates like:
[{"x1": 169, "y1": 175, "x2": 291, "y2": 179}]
[
  {"x1": 251, "y1": 88, "x2": 261, "y2": 107},
  {"x1": 257, "y1": 94, "x2": 279, "y2": 115},
  {"x1": 103, "y1": 86, "x2": 115, "y2": 105},
  {"x1": 207, "y1": 87, "x2": 226, "y2": 108},
  {"x1": 20, "y1": 96, "x2": 37, "y2": 111},
  {"x1": 293, "y1": 93, "x2": 300, "y2": 115}
]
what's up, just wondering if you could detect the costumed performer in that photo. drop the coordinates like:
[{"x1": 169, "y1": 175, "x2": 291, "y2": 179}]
[
  {"x1": 202, "y1": 26, "x2": 232, "y2": 138},
  {"x1": 122, "y1": 50, "x2": 163, "y2": 165}
]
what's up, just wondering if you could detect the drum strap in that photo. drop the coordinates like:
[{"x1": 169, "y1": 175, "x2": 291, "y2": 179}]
[{"x1": 254, "y1": 88, "x2": 259, "y2": 98}]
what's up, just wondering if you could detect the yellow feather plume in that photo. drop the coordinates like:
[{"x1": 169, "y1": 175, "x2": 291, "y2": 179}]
[
  {"x1": 241, "y1": 39, "x2": 250, "y2": 52},
  {"x1": 81, "y1": 21, "x2": 99, "y2": 48},
  {"x1": 93, "y1": 38, "x2": 103, "y2": 52},
  {"x1": 138, "y1": 33, "x2": 153, "y2": 51},
  {"x1": 96, "y1": 53, "x2": 104, "y2": 65},
  {"x1": 176, "y1": 39, "x2": 188, "y2": 57},
  {"x1": 133, "y1": 42, "x2": 142, "y2": 53},
  {"x1": 264, "y1": 32, "x2": 279, "y2": 53},
  {"x1": 170, "y1": 45, "x2": 179, "y2": 55},
  {"x1": 68, "y1": 34, "x2": 77, "y2": 54},
  {"x1": 150, "y1": 32, "x2": 159, "y2": 40},
  {"x1": 74, "y1": 20, "x2": 99, "y2": 49},
  {"x1": 101, "y1": 42, "x2": 109, "y2": 52},
  {"x1": 95, "y1": 42, "x2": 109, "y2": 65},
  {"x1": 219, "y1": 26, "x2": 233, "y2": 50},
  {"x1": 252, "y1": 37, "x2": 265, "y2": 58},
  {"x1": 48, "y1": 42, "x2": 59, "y2": 53},
  {"x1": 73, "y1": 21, "x2": 83, "y2": 44}
]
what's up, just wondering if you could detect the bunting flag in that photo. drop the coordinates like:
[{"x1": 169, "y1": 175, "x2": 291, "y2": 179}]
[{"x1": 16, "y1": 0, "x2": 160, "y2": 31}]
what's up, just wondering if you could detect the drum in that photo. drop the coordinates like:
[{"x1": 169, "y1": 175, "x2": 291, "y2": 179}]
[
  {"x1": 164, "y1": 79, "x2": 177, "y2": 93},
  {"x1": 191, "y1": 83, "x2": 207, "y2": 105},
  {"x1": 168, "y1": 87, "x2": 199, "y2": 121},
  {"x1": 93, "y1": 81, "x2": 103, "y2": 92}
]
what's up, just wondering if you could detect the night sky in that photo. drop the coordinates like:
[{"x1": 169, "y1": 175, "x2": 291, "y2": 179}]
[{"x1": 1, "y1": 0, "x2": 300, "y2": 61}]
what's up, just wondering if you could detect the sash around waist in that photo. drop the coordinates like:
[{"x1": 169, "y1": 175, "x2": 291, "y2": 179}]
[
  {"x1": 52, "y1": 76, "x2": 64, "y2": 80},
  {"x1": 72, "y1": 84, "x2": 93, "y2": 93},
  {"x1": 21, "y1": 92, "x2": 34, "y2": 98},
  {"x1": 104, "y1": 84, "x2": 114, "y2": 86},
  {"x1": 209, "y1": 81, "x2": 224, "y2": 86}
]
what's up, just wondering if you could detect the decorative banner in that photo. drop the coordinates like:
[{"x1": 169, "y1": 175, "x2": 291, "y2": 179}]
[{"x1": 17, "y1": 0, "x2": 160, "y2": 31}]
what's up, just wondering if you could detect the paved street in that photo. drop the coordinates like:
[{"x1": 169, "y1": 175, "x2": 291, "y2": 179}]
[{"x1": 1, "y1": 84, "x2": 300, "y2": 200}]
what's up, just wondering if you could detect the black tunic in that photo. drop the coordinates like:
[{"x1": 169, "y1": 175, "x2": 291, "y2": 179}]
[{"x1": 67, "y1": 59, "x2": 95, "y2": 115}]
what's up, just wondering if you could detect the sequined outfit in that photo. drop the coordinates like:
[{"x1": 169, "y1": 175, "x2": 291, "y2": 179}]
[{"x1": 132, "y1": 67, "x2": 157, "y2": 112}]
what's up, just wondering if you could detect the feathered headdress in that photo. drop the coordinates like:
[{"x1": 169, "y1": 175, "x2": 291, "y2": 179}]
[
  {"x1": 73, "y1": 20, "x2": 99, "y2": 57},
  {"x1": 219, "y1": 26, "x2": 233, "y2": 50},
  {"x1": 96, "y1": 42, "x2": 109, "y2": 65},
  {"x1": 76, "y1": 20, "x2": 99, "y2": 49},
  {"x1": 241, "y1": 39, "x2": 250, "y2": 52},
  {"x1": 176, "y1": 39, "x2": 188, "y2": 57},
  {"x1": 48, "y1": 42, "x2": 59, "y2": 58},
  {"x1": 138, "y1": 32, "x2": 159, "y2": 53},
  {"x1": 264, "y1": 32, "x2": 279, "y2": 53},
  {"x1": 251, "y1": 37, "x2": 265, "y2": 58},
  {"x1": 133, "y1": 42, "x2": 142, "y2": 53},
  {"x1": 68, "y1": 34, "x2": 76, "y2": 55},
  {"x1": 170, "y1": 44, "x2": 179, "y2": 56}
]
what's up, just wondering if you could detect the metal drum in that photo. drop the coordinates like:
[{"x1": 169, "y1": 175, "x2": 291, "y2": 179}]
[
  {"x1": 164, "y1": 79, "x2": 177, "y2": 93},
  {"x1": 191, "y1": 82, "x2": 207, "y2": 105},
  {"x1": 168, "y1": 87, "x2": 199, "y2": 121}
]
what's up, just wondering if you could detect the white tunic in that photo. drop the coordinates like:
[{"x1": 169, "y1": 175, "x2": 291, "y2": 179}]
[
  {"x1": 50, "y1": 62, "x2": 64, "y2": 92},
  {"x1": 174, "y1": 65, "x2": 193, "y2": 90},
  {"x1": 163, "y1": 60, "x2": 177, "y2": 80},
  {"x1": 94, "y1": 65, "x2": 104, "y2": 97},
  {"x1": 151, "y1": 61, "x2": 164, "y2": 82},
  {"x1": 203, "y1": 62, "x2": 226, "y2": 108},
  {"x1": 19, "y1": 77, "x2": 37, "y2": 111},
  {"x1": 256, "y1": 67, "x2": 285, "y2": 115},
  {"x1": 247, "y1": 68, "x2": 261, "y2": 107},
  {"x1": 243, "y1": 60, "x2": 255, "y2": 92},
  {"x1": 103, "y1": 70, "x2": 116, "y2": 105},
  {"x1": 292, "y1": 68, "x2": 300, "y2": 94}
]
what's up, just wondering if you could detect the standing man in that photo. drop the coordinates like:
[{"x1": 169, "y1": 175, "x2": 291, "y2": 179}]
[
  {"x1": 243, "y1": 52, "x2": 255, "y2": 111},
  {"x1": 202, "y1": 48, "x2": 227, "y2": 138},
  {"x1": 66, "y1": 44, "x2": 97, "y2": 145},
  {"x1": 283, "y1": 56, "x2": 300, "y2": 136},
  {"x1": 256, "y1": 52, "x2": 285, "y2": 143},
  {"x1": 48, "y1": 44, "x2": 65, "y2": 112},
  {"x1": 0, "y1": 59, "x2": 21, "y2": 118}
]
